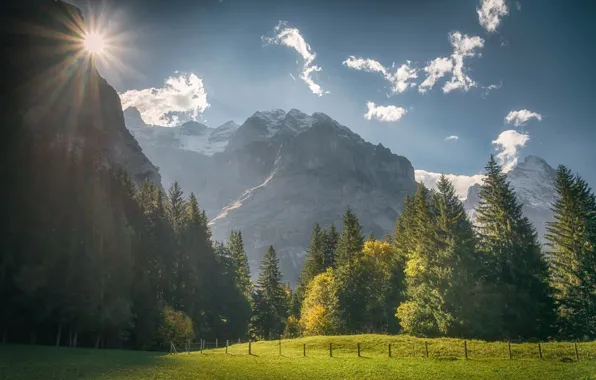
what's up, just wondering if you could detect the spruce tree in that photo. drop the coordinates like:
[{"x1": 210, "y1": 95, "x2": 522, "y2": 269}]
[
  {"x1": 336, "y1": 207, "x2": 364, "y2": 272},
  {"x1": 322, "y1": 224, "x2": 339, "y2": 269},
  {"x1": 546, "y1": 166, "x2": 596, "y2": 339},
  {"x1": 476, "y1": 155, "x2": 555, "y2": 339},
  {"x1": 299, "y1": 223, "x2": 326, "y2": 288},
  {"x1": 251, "y1": 246, "x2": 288, "y2": 339},
  {"x1": 228, "y1": 231, "x2": 252, "y2": 298}
]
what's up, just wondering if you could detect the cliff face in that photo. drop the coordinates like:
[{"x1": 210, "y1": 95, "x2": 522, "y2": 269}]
[
  {"x1": 0, "y1": 1, "x2": 161, "y2": 187},
  {"x1": 125, "y1": 108, "x2": 417, "y2": 283}
]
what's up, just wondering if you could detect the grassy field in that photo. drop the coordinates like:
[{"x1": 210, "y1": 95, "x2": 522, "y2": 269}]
[{"x1": 2, "y1": 335, "x2": 596, "y2": 379}]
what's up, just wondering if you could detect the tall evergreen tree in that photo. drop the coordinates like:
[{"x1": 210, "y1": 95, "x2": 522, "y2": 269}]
[
  {"x1": 250, "y1": 246, "x2": 288, "y2": 339},
  {"x1": 336, "y1": 208, "x2": 364, "y2": 272},
  {"x1": 476, "y1": 155, "x2": 555, "y2": 339},
  {"x1": 322, "y1": 224, "x2": 339, "y2": 269},
  {"x1": 546, "y1": 166, "x2": 596, "y2": 339},
  {"x1": 228, "y1": 231, "x2": 252, "y2": 298},
  {"x1": 299, "y1": 223, "x2": 326, "y2": 288}
]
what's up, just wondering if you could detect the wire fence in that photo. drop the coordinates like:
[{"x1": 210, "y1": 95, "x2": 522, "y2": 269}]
[{"x1": 168, "y1": 339, "x2": 596, "y2": 361}]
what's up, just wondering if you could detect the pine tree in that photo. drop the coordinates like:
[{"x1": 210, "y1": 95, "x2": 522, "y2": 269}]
[
  {"x1": 432, "y1": 175, "x2": 483, "y2": 336},
  {"x1": 228, "y1": 231, "x2": 252, "y2": 298},
  {"x1": 299, "y1": 223, "x2": 326, "y2": 288},
  {"x1": 476, "y1": 155, "x2": 555, "y2": 339},
  {"x1": 546, "y1": 166, "x2": 596, "y2": 339},
  {"x1": 250, "y1": 246, "x2": 288, "y2": 339},
  {"x1": 336, "y1": 207, "x2": 364, "y2": 272},
  {"x1": 322, "y1": 224, "x2": 339, "y2": 269}
]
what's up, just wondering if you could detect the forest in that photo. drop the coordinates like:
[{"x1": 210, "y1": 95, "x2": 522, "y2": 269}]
[{"x1": 1, "y1": 147, "x2": 595, "y2": 349}]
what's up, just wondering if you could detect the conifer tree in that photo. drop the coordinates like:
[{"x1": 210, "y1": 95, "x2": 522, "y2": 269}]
[
  {"x1": 322, "y1": 224, "x2": 339, "y2": 269},
  {"x1": 250, "y1": 246, "x2": 288, "y2": 339},
  {"x1": 228, "y1": 231, "x2": 252, "y2": 298},
  {"x1": 336, "y1": 208, "x2": 364, "y2": 272},
  {"x1": 476, "y1": 155, "x2": 555, "y2": 339},
  {"x1": 299, "y1": 223, "x2": 326, "y2": 288},
  {"x1": 546, "y1": 166, "x2": 596, "y2": 339}
]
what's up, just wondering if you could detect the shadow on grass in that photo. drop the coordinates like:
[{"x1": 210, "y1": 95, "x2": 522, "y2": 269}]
[{"x1": 0, "y1": 344, "x2": 169, "y2": 380}]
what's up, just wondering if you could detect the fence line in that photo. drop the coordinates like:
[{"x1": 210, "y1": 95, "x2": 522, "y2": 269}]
[{"x1": 169, "y1": 339, "x2": 590, "y2": 361}]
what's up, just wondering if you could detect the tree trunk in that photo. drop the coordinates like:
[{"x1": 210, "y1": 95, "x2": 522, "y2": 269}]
[
  {"x1": 55, "y1": 324, "x2": 62, "y2": 347},
  {"x1": 68, "y1": 328, "x2": 72, "y2": 347},
  {"x1": 30, "y1": 331, "x2": 36, "y2": 345},
  {"x1": 95, "y1": 333, "x2": 101, "y2": 349},
  {"x1": 73, "y1": 330, "x2": 78, "y2": 347}
]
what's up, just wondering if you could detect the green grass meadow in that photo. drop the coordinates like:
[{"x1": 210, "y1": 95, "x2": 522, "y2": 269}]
[{"x1": 2, "y1": 335, "x2": 596, "y2": 379}]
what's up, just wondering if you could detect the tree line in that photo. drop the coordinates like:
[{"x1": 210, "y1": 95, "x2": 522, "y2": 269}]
[
  {"x1": 283, "y1": 156, "x2": 596, "y2": 341},
  {"x1": 2, "y1": 151, "x2": 594, "y2": 348}
]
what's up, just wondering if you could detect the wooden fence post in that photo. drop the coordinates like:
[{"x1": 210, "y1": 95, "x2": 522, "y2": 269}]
[
  {"x1": 464, "y1": 341, "x2": 468, "y2": 359},
  {"x1": 200, "y1": 339, "x2": 203, "y2": 354},
  {"x1": 303, "y1": 343, "x2": 306, "y2": 357},
  {"x1": 575, "y1": 342, "x2": 580, "y2": 361},
  {"x1": 329, "y1": 342, "x2": 332, "y2": 357},
  {"x1": 388, "y1": 343, "x2": 392, "y2": 358},
  {"x1": 357, "y1": 343, "x2": 361, "y2": 357},
  {"x1": 226, "y1": 340, "x2": 228, "y2": 354},
  {"x1": 188, "y1": 340, "x2": 191, "y2": 354},
  {"x1": 216, "y1": 338, "x2": 218, "y2": 348},
  {"x1": 508, "y1": 342, "x2": 511, "y2": 359},
  {"x1": 249, "y1": 340, "x2": 252, "y2": 355},
  {"x1": 538, "y1": 343, "x2": 543, "y2": 360},
  {"x1": 425, "y1": 342, "x2": 429, "y2": 358},
  {"x1": 279, "y1": 338, "x2": 282, "y2": 356}
]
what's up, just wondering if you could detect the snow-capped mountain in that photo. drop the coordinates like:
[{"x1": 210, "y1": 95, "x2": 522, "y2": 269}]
[
  {"x1": 463, "y1": 155, "x2": 557, "y2": 241},
  {"x1": 124, "y1": 107, "x2": 239, "y2": 156},
  {"x1": 124, "y1": 108, "x2": 416, "y2": 282}
]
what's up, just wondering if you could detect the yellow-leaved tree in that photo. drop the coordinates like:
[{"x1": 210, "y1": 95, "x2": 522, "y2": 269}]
[{"x1": 299, "y1": 268, "x2": 341, "y2": 335}]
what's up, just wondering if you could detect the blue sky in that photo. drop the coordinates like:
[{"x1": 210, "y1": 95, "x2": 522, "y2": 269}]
[{"x1": 75, "y1": 0, "x2": 596, "y2": 192}]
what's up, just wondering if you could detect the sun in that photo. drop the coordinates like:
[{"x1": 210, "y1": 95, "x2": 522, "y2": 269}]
[{"x1": 84, "y1": 32, "x2": 105, "y2": 54}]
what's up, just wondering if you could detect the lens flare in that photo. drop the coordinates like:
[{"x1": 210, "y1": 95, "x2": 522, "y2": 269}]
[{"x1": 83, "y1": 32, "x2": 105, "y2": 54}]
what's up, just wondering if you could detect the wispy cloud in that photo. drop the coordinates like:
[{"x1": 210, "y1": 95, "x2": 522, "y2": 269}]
[
  {"x1": 263, "y1": 21, "x2": 327, "y2": 96},
  {"x1": 477, "y1": 0, "x2": 509, "y2": 33},
  {"x1": 364, "y1": 102, "x2": 407, "y2": 122},
  {"x1": 505, "y1": 109, "x2": 543, "y2": 126},
  {"x1": 343, "y1": 56, "x2": 418, "y2": 95},
  {"x1": 419, "y1": 32, "x2": 484, "y2": 94},
  {"x1": 445, "y1": 135, "x2": 459, "y2": 141},
  {"x1": 419, "y1": 57, "x2": 453, "y2": 93},
  {"x1": 119, "y1": 73, "x2": 209, "y2": 127},
  {"x1": 415, "y1": 170, "x2": 484, "y2": 200},
  {"x1": 482, "y1": 82, "x2": 502, "y2": 97},
  {"x1": 492, "y1": 129, "x2": 530, "y2": 172},
  {"x1": 443, "y1": 32, "x2": 485, "y2": 93}
]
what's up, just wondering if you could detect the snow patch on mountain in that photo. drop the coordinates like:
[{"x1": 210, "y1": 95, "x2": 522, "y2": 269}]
[{"x1": 123, "y1": 107, "x2": 239, "y2": 156}]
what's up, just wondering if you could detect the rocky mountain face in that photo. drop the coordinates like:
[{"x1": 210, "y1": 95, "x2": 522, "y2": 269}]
[
  {"x1": 125, "y1": 108, "x2": 417, "y2": 282},
  {"x1": 0, "y1": 1, "x2": 161, "y2": 188},
  {"x1": 463, "y1": 155, "x2": 557, "y2": 241}
]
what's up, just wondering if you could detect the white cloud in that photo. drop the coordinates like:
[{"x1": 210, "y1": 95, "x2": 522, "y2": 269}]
[
  {"x1": 415, "y1": 170, "x2": 484, "y2": 200},
  {"x1": 492, "y1": 129, "x2": 530, "y2": 172},
  {"x1": 477, "y1": 0, "x2": 509, "y2": 33},
  {"x1": 343, "y1": 56, "x2": 417, "y2": 95},
  {"x1": 443, "y1": 32, "x2": 484, "y2": 93},
  {"x1": 364, "y1": 102, "x2": 407, "y2": 122},
  {"x1": 419, "y1": 32, "x2": 484, "y2": 94},
  {"x1": 445, "y1": 135, "x2": 459, "y2": 141},
  {"x1": 482, "y1": 82, "x2": 502, "y2": 97},
  {"x1": 343, "y1": 57, "x2": 387, "y2": 75},
  {"x1": 504, "y1": 109, "x2": 543, "y2": 126},
  {"x1": 263, "y1": 21, "x2": 327, "y2": 96},
  {"x1": 419, "y1": 57, "x2": 453, "y2": 93},
  {"x1": 119, "y1": 73, "x2": 209, "y2": 127}
]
